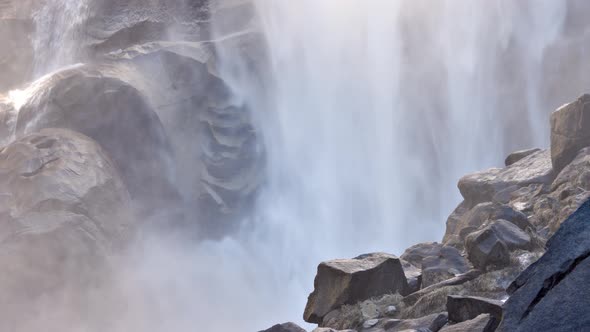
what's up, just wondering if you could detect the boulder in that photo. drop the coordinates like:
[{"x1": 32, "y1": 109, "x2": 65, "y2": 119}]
[
  {"x1": 465, "y1": 222, "x2": 519, "y2": 270},
  {"x1": 458, "y1": 150, "x2": 553, "y2": 205},
  {"x1": 401, "y1": 242, "x2": 444, "y2": 267},
  {"x1": 446, "y1": 295, "x2": 502, "y2": 325},
  {"x1": 260, "y1": 322, "x2": 307, "y2": 332},
  {"x1": 439, "y1": 314, "x2": 496, "y2": 332},
  {"x1": 304, "y1": 253, "x2": 408, "y2": 324},
  {"x1": 15, "y1": 65, "x2": 180, "y2": 216},
  {"x1": 401, "y1": 243, "x2": 470, "y2": 289},
  {"x1": 498, "y1": 200, "x2": 590, "y2": 331},
  {"x1": 505, "y1": 148, "x2": 541, "y2": 166},
  {"x1": 550, "y1": 94, "x2": 590, "y2": 173},
  {"x1": 444, "y1": 202, "x2": 532, "y2": 248},
  {"x1": 0, "y1": 128, "x2": 134, "y2": 330}
]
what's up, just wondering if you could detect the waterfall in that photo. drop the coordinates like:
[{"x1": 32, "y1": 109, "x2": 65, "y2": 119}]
[
  {"x1": 32, "y1": 0, "x2": 90, "y2": 77},
  {"x1": 210, "y1": 0, "x2": 569, "y2": 329}
]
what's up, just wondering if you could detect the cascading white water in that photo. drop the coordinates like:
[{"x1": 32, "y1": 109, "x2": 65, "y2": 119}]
[
  {"x1": 209, "y1": 0, "x2": 570, "y2": 329},
  {"x1": 32, "y1": 0, "x2": 90, "y2": 77}
]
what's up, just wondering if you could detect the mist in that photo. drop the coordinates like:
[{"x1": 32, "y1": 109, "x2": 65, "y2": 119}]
[{"x1": 0, "y1": 0, "x2": 589, "y2": 331}]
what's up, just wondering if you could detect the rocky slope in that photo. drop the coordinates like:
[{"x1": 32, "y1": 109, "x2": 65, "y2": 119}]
[{"x1": 262, "y1": 95, "x2": 590, "y2": 331}]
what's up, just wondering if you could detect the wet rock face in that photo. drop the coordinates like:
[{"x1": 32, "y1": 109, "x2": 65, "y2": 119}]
[
  {"x1": 550, "y1": 94, "x2": 590, "y2": 173},
  {"x1": 15, "y1": 66, "x2": 180, "y2": 217},
  {"x1": 0, "y1": 128, "x2": 134, "y2": 330},
  {"x1": 304, "y1": 253, "x2": 408, "y2": 324},
  {"x1": 498, "y1": 200, "x2": 590, "y2": 332},
  {"x1": 363, "y1": 312, "x2": 448, "y2": 332}
]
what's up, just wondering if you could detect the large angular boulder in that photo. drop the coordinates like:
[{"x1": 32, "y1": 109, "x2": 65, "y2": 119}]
[
  {"x1": 446, "y1": 295, "x2": 502, "y2": 325},
  {"x1": 0, "y1": 128, "x2": 134, "y2": 330},
  {"x1": 15, "y1": 66, "x2": 179, "y2": 216},
  {"x1": 458, "y1": 150, "x2": 553, "y2": 205},
  {"x1": 498, "y1": 200, "x2": 590, "y2": 331},
  {"x1": 439, "y1": 314, "x2": 496, "y2": 332},
  {"x1": 550, "y1": 94, "x2": 590, "y2": 173},
  {"x1": 304, "y1": 253, "x2": 408, "y2": 324}
]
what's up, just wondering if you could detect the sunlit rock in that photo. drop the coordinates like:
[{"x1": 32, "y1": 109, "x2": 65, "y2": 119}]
[
  {"x1": 304, "y1": 253, "x2": 408, "y2": 324},
  {"x1": 550, "y1": 94, "x2": 590, "y2": 173},
  {"x1": 458, "y1": 150, "x2": 554, "y2": 206}
]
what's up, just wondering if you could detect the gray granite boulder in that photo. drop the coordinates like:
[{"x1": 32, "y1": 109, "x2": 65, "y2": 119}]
[{"x1": 304, "y1": 253, "x2": 408, "y2": 324}]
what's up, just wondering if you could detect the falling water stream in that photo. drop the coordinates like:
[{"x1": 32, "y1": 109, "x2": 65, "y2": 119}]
[{"x1": 32, "y1": 0, "x2": 90, "y2": 77}]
